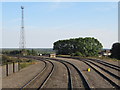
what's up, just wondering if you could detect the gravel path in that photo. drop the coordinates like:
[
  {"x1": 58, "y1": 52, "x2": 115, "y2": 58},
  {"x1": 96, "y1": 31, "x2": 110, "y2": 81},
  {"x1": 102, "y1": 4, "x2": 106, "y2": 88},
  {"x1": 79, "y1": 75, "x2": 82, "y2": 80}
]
[{"x1": 2, "y1": 60, "x2": 45, "y2": 88}]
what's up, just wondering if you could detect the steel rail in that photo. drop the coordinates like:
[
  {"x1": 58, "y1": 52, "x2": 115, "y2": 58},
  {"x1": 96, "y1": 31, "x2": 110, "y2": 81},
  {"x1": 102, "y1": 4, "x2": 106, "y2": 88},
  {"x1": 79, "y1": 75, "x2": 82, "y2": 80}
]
[
  {"x1": 90, "y1": 59, "x2": 120, "y2": 68},
  {"x1": 83, "y1": 61, "x2": 120, "y2": 89},
  {"x1": 20, "y1": 60, "x2": 47, "y2": 89},
  {"x1": 86, "y1": 60, "x2": 120, "y2": 80},
  {"x1": 79, "y1": 59, "x2": 120, "y2": 72},
  {"x1": 47, "y1": 58, "x2": 91, "y2": 90},
  {"x1": 88, "y1": 59, "x2": 120, "y2": 69},
  {"x1": 44, "y1": 58, "x2": 73, "y2": 90},
  {"x1": 60, "y1": 61, "x2": 73, "y2": 90},
  {"x1": 38, "y1": 60, "x2": 55, "y2": 89}
]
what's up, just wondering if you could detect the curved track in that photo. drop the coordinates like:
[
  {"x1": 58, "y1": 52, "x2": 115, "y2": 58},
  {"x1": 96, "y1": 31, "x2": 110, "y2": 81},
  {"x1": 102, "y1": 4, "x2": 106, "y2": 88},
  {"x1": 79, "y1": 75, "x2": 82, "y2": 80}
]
[
  {"x1": 20, "y1": 60, "x2": 47, "y2": 89},
  {"x1": 87, "y1": 59, "x2": 120, "y2": 71},
  {"x1": 20, "y1": 60, "x2": 54, "y2": 89},
  {"x1": 70, "y1": 57, "x2": 120, "y2": 88},
  {"x1": 48, "y1": 58, "x2": 91, "y2": 89},
  {"x1": 20, "y1": 56, "x2": 120, "y2": 89},
  {"x1": 89, "y1": 59, "x2": 120, "y2": 68},
  {"x1": 85, "y1": 60, "x2": 120, "y2": 80},
  {"x1": 82, "y1": 61, "x2": 120, "y2": 88}
]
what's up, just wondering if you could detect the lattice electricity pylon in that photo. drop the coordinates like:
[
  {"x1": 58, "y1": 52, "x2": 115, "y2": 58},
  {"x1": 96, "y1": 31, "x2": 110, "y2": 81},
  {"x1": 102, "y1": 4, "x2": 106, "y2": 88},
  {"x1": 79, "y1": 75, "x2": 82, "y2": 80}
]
[{"x1": 19, "y1": 6, "x2": 25, "y2": 49}]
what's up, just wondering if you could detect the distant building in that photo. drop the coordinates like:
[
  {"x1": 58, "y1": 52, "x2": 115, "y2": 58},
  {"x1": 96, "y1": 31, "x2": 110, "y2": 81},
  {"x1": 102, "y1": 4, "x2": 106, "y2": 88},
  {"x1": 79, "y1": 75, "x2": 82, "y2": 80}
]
[
  {"x1": 38, "y1": 53, "x2": 42, "y2": 56},
  {"x1": 49, "y1": 54, "x2": 56, "y2": 58},
  {"x1": 99, "y1": 49, "x2": 111, "y2": 57}
]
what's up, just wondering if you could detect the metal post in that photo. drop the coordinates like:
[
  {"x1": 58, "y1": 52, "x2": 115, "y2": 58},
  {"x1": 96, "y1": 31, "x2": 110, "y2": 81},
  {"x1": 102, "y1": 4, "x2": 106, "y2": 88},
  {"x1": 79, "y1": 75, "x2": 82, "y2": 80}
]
[
  {"x1": 13, "y1": 62, "x2": 15, "y2": 73},
  {"x1": 6, "y1": 64, "x2": 8, "y2": 76},
  {"x1": 18, "y1": 61, "x2": 20, "y2": 71}
]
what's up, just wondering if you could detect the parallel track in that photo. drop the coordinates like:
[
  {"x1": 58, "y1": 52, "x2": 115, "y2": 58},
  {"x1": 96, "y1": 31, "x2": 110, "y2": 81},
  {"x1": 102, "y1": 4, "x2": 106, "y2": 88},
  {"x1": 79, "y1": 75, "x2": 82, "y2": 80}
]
[
  {"x1": 59, "y1": 61, "x2": 73, "y2": 89},
  {"x1": 48, "y1": 58, "x2": 91, "y2": 89},
  {"x1": 38, "y1": 60, "x2": 54, "y2": 89},
  {"x1": 89, "y1": 58, "x2": 120, "y2": 68},
  {"x1": 88, "y1": 59, "x2": 120, "y2": 71},
  {"x1": 20, "y1": 60, "x2": 54, "y2": 89},
  {"x1": 20, "y1": 60, "x2": 47, "y2": 89},
  {"x1": 72, "y1": 57, "x2": 120, "y2": 88},
  {"x1": 21, "y1": 56, "x2": 120, "y2": 89},
  {"x1": 85, "y1": 60, "x2": 120, "y2": 80},
  {"x1": 82, "y1": 61, "x2": 120, "y2": 89}
]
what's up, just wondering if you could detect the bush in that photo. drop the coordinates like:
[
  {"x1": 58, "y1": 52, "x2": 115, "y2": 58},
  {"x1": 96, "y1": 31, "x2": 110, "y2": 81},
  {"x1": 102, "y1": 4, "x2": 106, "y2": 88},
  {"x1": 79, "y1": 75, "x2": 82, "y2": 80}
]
[
  {"x1": 74, "y1": 52, "x2": 83, "y2": 56},
  {"x1": 110, "y1": 42, "x2": 120, "y2": 60},
  {"x1": 26, "y1": 59, "x2": 33, "y2": 62}
]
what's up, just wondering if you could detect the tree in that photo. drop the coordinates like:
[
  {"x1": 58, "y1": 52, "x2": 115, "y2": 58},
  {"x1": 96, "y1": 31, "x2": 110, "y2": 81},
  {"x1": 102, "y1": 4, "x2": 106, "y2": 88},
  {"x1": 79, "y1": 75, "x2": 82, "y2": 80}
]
[
  {"x1": 9, "y1": 50, "x2": 20, "y2": 55},
  {"x1": 31, "y1": 49, "x2": 37, "y2": 55},
  {"x1": 110, "y1": 42, "x2": 120, "y2": 59},
  {"x1": 53, "y1": 37, "x2": 103, "y2": 57}
]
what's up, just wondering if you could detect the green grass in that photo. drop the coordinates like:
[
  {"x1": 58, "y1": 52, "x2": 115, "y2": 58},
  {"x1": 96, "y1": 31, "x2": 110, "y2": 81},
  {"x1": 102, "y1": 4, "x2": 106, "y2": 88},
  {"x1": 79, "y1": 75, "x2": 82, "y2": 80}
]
[
  {"x1": 19, "y1": 59, "x2": 37, "y2": 69},
  {"x1": 2, "y1": 55, "x2": 38, "y2": 69},
  {"x1": 20, "y1": 62, "x2": 33, "y2": 69},
  {"x1": 57, "y1": 55, "x2": 71, "y2": 57}
]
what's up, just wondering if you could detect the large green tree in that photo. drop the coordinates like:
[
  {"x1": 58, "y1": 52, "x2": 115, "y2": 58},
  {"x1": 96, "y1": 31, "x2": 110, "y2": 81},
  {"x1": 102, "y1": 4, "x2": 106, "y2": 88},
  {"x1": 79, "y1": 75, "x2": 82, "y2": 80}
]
[
  {"x1": 53, "y1": 37, "x2": 103, "y2": 57},
  {"x1": 110, "y1": 42, "x2": 120, "y2": 59}
]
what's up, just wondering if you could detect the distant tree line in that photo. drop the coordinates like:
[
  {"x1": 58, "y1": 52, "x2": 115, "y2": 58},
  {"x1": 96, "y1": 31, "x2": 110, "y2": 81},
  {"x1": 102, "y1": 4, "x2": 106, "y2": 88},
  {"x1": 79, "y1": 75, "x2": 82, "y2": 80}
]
[
  {"x1": 2, "y1": 48, "x2": 55, "y2": 56},
  {"x1": 2, "y1": 49, "x2": 38, "y2": 56},
  {"x1": 110, "y1": 42, "x2": 120, "y2": 60},
  {"x1": 53, "y1": 37, "x2": 103, "y2": 57}
]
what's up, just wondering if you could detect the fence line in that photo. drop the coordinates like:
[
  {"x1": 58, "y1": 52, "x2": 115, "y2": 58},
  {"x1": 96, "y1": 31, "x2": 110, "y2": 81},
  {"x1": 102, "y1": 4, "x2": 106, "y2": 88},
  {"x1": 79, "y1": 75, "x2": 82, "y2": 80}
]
[{"x1": 2, "y1": 62, "x2": 20, "y2": 78}]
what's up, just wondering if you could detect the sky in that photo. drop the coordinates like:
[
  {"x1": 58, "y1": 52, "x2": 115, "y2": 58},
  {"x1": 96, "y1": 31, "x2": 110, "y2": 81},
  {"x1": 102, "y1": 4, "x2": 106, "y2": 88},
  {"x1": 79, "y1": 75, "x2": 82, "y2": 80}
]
[{"x1": 2, "y1": 2, "x2": 118, "y2": 49}]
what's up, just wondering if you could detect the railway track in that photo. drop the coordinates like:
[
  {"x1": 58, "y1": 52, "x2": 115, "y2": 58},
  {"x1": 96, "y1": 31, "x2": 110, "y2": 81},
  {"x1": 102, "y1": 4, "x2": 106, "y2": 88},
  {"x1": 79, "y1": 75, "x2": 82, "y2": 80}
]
[
  {"x1": 82, "y1": 60, "x2": 120, "y2": 89},
  {"x1": 87, "y1": 59, "x2": 120, "y2": 71},
  {"x1": 85, "y1": 60, "x2": 120, "y2": 80},
  {"x1": 20, "y1": 60, "x2": 47, "y2": 89},
  {"x1": 47, "y1": 58, "x2": 91, "y2": 89},
  {"x1": 59, "y1": 61, "x2": 73, "y2": 89},
  {"x1": 21, "y1": 56, "x2": 120, "y2": 89},
  {"x1": 26, "y1": 57, "x2": 72, "y2": 89},
  {"x1": 89, "y1": 58, "x2": 120, "y2": 68},
  {"x1": 48, "y1": 57, "x2": 120, "y2": 89},
  {"x1": 70, "y1": 57, "x2": 120, "y2": 88},
  {"x1": 20, "y1": 60, "x2": 54, "y2": 89}
]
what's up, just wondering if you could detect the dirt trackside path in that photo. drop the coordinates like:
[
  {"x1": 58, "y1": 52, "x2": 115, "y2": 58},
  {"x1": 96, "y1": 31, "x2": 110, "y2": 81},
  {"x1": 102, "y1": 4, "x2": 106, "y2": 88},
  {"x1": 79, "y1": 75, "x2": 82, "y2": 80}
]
[{"x1": 2, "y1": 60, "x2": 45, "y2": 88}]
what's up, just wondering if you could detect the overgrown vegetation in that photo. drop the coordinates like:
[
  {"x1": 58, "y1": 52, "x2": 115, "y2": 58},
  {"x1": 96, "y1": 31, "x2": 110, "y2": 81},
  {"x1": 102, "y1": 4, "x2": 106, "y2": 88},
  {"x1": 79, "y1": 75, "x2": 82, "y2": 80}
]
[
  {"x1": 2, "y1": 48, "x2": 55, "y2": 68},
  {"x1": 2, "y1": 55, "x2": 36, "y2": 67},
  {"x1": 19, "y1": 59, "x2": 37, "y2": 69},
  {"x1": 2, "y1": 55, "x2": 19, "y2": 65},
  {"x1": 53, "y1": 37, "x2": 103, "y2": 57}
]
